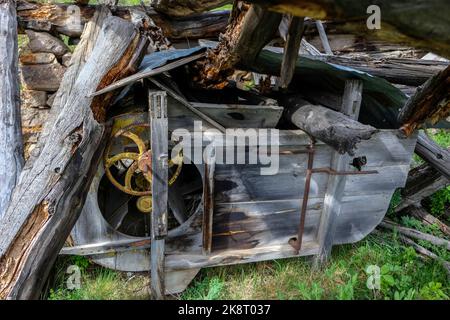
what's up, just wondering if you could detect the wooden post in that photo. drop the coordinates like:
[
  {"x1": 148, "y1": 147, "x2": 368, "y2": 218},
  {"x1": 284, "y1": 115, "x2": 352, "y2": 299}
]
[
  {"x1": 280, "y1": 15, "x2": 305, "y2": 89},
  {"x1": 314, "y1": 80, "x2": 363, "y2": 265},
  {"x1": 315, "y1": 20, "x2": 333, "y2": 55},
  {"x1": 149, "y1": 91, "x2": 169, "y2": 300},
  {"x1": 202, "y1": 148, "x2": 216, "y2": 255},
  {"x1": 0, "y1": 0, "x2": 24, "y2": 219}
]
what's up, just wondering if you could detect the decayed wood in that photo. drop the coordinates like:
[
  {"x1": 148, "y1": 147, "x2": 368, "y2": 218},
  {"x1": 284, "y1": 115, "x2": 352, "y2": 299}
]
[
  {"x1": 315, "y1": 80, "x2": 363, "y2": 265},
  {"x1": 194, "y1": 4, "x2": 282, "y2": 88},
  {"x1": 396, "y1": 163, "x2": 450, "y2": 212},
  {"x1": 247, "y1": 0, "x2": 450, "y2": 57},
  {"x1": 149, "y1": 91, "x2": 169, "y2": 300},
  {"x1": 415, "y1": 132, "x2": 450, "y2": 180},
  {"x1": 17, "y1": 0, "x2": 229, "y2": 40},
  {"x1": 0, "y1": 0, "x2": 24, "y2": 219},
  {"x1": 279, "y1": 16, "x2": 305, "y2": 89},
  {"x1": 398, "y1": 66, "x2": 450, "y2": 136},
  {"x1": 403, "y1": 205, "x2": 450, "y2": 238},
  {"x1": 380, "y1": 220, "x2": 450, "y2": 250},
  {"x1": 285, "y1": 98, "x2": 377, "y2": 155},
  {"x1": 0, "y1": 16, "x2": 148, "y2": 300},
  {"x1": 151, "y1": 0, "x2": 231, "y2": 17}
]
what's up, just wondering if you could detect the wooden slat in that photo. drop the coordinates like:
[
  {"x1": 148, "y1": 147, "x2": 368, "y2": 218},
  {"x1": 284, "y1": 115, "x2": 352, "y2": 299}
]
[
  {"x1": 149, "y1": 90, "x2": 169, "y2": 300},
  {"x1": 202, "y1": 149, "x2": 216, "y2": 254},
  {"x1": 315, "y1": 79, "x2": 363, "y2": 265}
]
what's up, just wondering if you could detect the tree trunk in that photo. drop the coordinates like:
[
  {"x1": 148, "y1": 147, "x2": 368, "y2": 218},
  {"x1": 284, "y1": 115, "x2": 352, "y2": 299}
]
[
  {"x1": 398, "y1": 65, "x2": 450, "y2": 136},
  {"x1": 415, "y1": 132, "x2": 450, "y2": 180},
  {"x1": 0, "y1": 0, "x2": 24, "y2": 219},
  {"x1": 284, "y1": 97, "x2": 378, "y2": 155},
  {"x1": 17, "y1": 0, "x2": 229, "y2": 40},
  {"x1": 151, "y1": 0, "x2": 231, "y2": 17},
  {"x1": 0, "y1": 16, "x2": 149, "y2": 300}
]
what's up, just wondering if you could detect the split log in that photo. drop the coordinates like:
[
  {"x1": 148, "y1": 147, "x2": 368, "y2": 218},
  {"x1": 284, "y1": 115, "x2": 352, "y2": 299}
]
[
  {"x1": 194, "y1": 4, "x2": 282, "y2": 88},
  {"x1": 16, "y1": 0, "x2": 229, "y2": 40},
  {"x1": 380, "y1": 220, "x2": 450, "y2": 250},
  {"x1": 398, "y1": 65, "x2": 450, "y2": 136},
  {"x1": 284, "y1": 98, "x2": 377, "y2": 155},
  {"x1": 0, "y1": 16, "x2": 149, "y2": 300},
  {"x1": 415, "y1": 132, "x2": 450, "y2": 179},
  {"x1": 402, "y1": 205, "x2": 450, "y2": 238},
  {"x1": 0, "y1": 0, "x2": 24, "y2": 219},
  {"x1": 247, "y1": 0, "x2": 450, "y2": 57},
  {"x1": 279, "y1": 16, "x2": 305, "y2": 89},
  {"x1": 396, "y1": 163, "x2": 450, "y2": 212},
  {"x1": 151, "y1": 0, "x2": 231, "y2": 17}
]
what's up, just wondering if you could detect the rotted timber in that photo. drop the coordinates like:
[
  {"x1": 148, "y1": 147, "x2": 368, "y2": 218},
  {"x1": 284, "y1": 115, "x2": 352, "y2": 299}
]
[{"x1": 0, "y1": 16, "x2": 149, "y2": 300}]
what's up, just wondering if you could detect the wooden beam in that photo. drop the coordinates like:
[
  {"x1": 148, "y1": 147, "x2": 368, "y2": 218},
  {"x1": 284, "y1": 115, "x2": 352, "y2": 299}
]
[
  {"x1": 0, "y1": 0, "x2": 24, "y2": 219},
  {"x1": 246, "y1": 0, "x2": 450, "y2": 57},
  {"x1": 403, "y1": 205, "x2": 450, "y2": 237},
  {"x1": 149, "y1": 91, "x2": 169, "y2": 300},
  {"x1": 396, "y1": 163, "x2": 449, "y2": 212},
  {"x1": 16, "y1": 0, "x2": 229, "y2": 40},
  {"x1": 285, "y1": 96, "x2": 377, "y2": 156},
  {"x1": 0, "y1": 16, "x2": 149, "y2": 300},
  {"x1": 279, "y1": 16, "x2": 305, "y2": 89},
  {"x1": 415, "y1": 131, "x2": 450, "y2": 179},
  {"x1": 194, "y1": 4, "x2": 282, "y2": 88},
  {"x1": 398, "y1": 65, "x2": 450, "y2": 136},
  {"x1": 315, "y1": 80, "x2": 363, "y2": 265},
  {"x1": 315, "y1": 20, "x2": 333, "y2": 55},
  {"x1": 151, "y1": 0, "x2": 231, "y2": 17}
]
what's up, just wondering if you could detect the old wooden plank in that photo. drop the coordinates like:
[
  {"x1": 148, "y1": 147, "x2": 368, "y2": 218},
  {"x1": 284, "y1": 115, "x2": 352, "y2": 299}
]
[
  {"x1": 315, "y1": 20, "x2": 333, "y2": 55},
  {"x1": 415, "y1": 131, "x2": 450, "y2": 179},
  {"x1": 0, "y1": 0, "x2": 24, "y2": 219},
  {"x1": 149, "y1": 90, "x2": 169, "y2": 300},
  {"x1": 0, "y1": 16, "x2": 147, "y2": 300},
  {"x1": 280, "y1": 16, "x2": 305, "y2": 89},
  {"x1": 315, "y1": 80, "x2": 363, "y2": 265},
  {"x1": 203, "y1": 149, "x2": 216, "y2": 254}
]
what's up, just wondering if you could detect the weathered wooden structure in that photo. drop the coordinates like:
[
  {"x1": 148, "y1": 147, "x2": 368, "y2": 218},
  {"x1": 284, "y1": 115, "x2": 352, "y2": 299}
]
[{"x1": 0, "y1": 0, "x2": 449, "y2": 300}]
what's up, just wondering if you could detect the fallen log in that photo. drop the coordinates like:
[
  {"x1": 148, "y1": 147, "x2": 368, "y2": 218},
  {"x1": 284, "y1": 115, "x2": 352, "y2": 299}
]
[
  {"x1": 380, "y1": 220, "x2": 450, "y2": 250},
  {"x1": 0, "y1": 16, "x2": 149, "y2": 300},
  {"x1": 415, "y1": 132, "x2": 450, "y2": 180},
  {"x1": 398, "y1": 65, "x2": 450, "y2": 136},
  {"x1": 396, "y1": 163, "x2": 450, "y2": 212},
  {"x1": 16, "y1": 0, "x2": 229, "y2": 40},
  {"x1": 247, "y1": 0, "x2": 450, "y2": 57},
  {"x1": 284, "y1": 98, "x2": 378, "y2": 155},
  {"x1": 0, "y1": 0, "x2": 24, "y2": 219},
  {"x1": 150, "y1": 0, "x2": 231, "y2": 17},
  {"x1": 403, "y1": 205, "x2": 450, "y2": 238}
]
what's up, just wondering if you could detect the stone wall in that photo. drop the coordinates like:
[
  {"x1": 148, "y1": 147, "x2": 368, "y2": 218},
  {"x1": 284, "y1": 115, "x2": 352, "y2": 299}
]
[{"x1": 19, "y1": 31, "x2": 71, "y2": 159}]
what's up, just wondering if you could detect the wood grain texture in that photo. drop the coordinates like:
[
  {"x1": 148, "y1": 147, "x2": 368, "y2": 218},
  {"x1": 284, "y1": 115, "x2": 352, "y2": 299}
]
[
  {"x1": 280, "y1": 16, "x2": 305, "y2": 89},
  {"x1": 0, "y1": 0, "x2": 24, "y2": 219},
  {"x1": 315, "y1": 80, "x2": 363, "y2": 265},
  {"x1": 415, "y1": 131, "x2": 450, "y2": 179},
  {"x1": 0, "y1": 16, "x2": 145, "y2": 300},
  {"x1": 149, "y1": 91, "x2": 168, "y2": 300}
]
